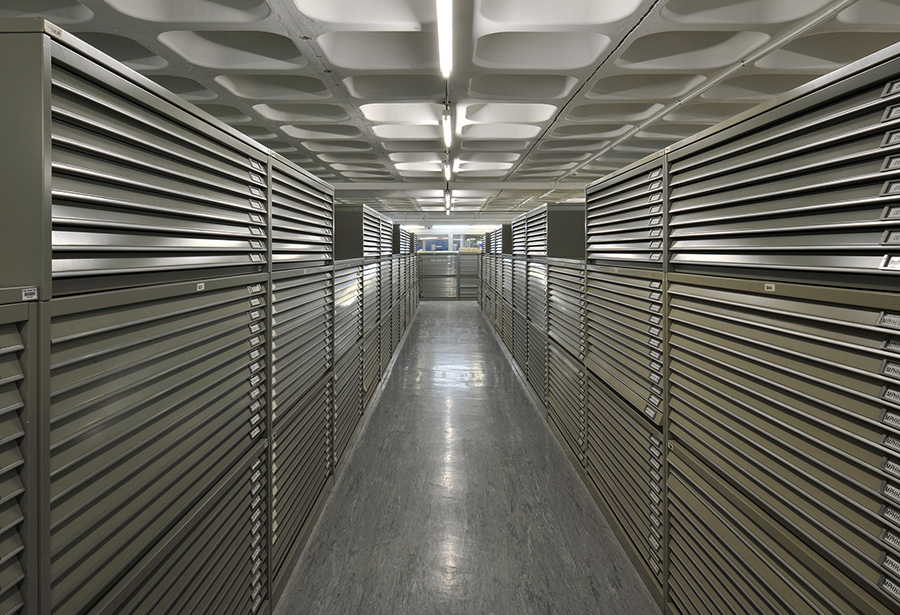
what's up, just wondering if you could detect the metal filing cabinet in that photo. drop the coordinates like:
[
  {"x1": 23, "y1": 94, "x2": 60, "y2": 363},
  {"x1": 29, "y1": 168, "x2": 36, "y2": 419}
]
[
  {"x1": 332, "y1": 263, "x2": 362, "y2": 467},
  {"x1": 420, "y1": 252, "x2": 459, "y2": 299},
  {"x1": 362, "y1": 263, "x2": 380, "y2": 407},
  {"x1": 0, "y1": 21, "x2": 272, "y2": 300},
  {"x1": 585, "y1": 155, "x2": 665, "y2": 267},
  {"x1": 44, "y1": 274, "x2": 269, "y2": 614},
  {"x1": 0, "y1": 298, "x2": 38, "y2": 615},
  {"x1": 586, "y1": 373, "x2": 664, "y2": 604},
  {"x1": 667, "y1": 274, "x2": 900, "y2": 614},
  {"x1": 269, "y1": 267, "x2": 333, "y2": 592},
  {"x1": 458, "y1": 253, "x2": 479, "y2": 300},
  {"x1": 269, "y1": 154, "x2": 334, "y2": 269},
  {"x1": 585, "y1": 267, "x2": 665, "y2": 428}
]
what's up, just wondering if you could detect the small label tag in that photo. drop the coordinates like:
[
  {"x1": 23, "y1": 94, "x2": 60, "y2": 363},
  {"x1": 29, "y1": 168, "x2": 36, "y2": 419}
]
[
  {"x1": 883, "y1": 576, "x2": 900, "y2": 600},
  {"x1": 251, "y1": 426, "x2": 261, "y2": 439},
  {"x1": 644, "y1": 406, "x2": 656, "y2": 419},
  {"x1": 886, "y1": 362, "x2": 900, "y2": 378},
  {"x1": 649, "y1": 168, "x2": 662, "y2": 180},
  {"x1": 249, "y1": 172, "x2": 263, "y2": 184},
  {"x1": 885, "y1": 530, "x2": 900, "y2": 550},
  {"x1": 250, "y1": 199, "x2": 264, "y2": 210},
  {"x1": 886, "y1": 459, "x2": 900, "y2": 478},
  {"x1": 886, "y1": 411, "x2": 900, "y2": 428},
  {"x1": 883, "y1": 255, "x2": 900, "y2": 270},
  {"x1": 250, "y1": 158, "x2": 264, "y2": 172},
  {"x1": 884, "y1": 554, "x2": 900, "y2": 576},
  {"x1": 886, "y1": 482, "x2": 900, "y2": 504},
  {"x1": 649, "y1": 228, "x2": 662, "y2": 237},
  {"x1": 884, "y1": 387, "x2": 900, "y2": 403},
  {"x1": 886, "y1": 435, "x2": 900, "y2": 452},
  {"x1": 649, "y1": 394, "x2": 662, "y2": 407},
  {"x1": 889, "y1": 133, "x2": 900, "y2": 147},
  {"x1": 883, "y1": 314, "x2": 900, "y2": 329},
  {"x1": 21, "y1": 287, "x2": 37, "y2": 301},
  {"x1": 649, "y1": 205, "x2": 662, "y2": 214},
  {"x1": 888, "y1": 106, "x2": 900, "y2": 121},
  {"x1": 250, "y1": 186, "x2": 264, "y2": 197},
  {"x1": 887, "y1": 338, "x2": 900, "y2": 352},
  {"x1": 649, "y1": 217, "x2": 662, "y2": 226},
  {"x1": 885, "y1": 506, "x2": 900, "y2": 524},
  {"x1": 888, "y1": 81, "x2": 900, "y2": 96}
]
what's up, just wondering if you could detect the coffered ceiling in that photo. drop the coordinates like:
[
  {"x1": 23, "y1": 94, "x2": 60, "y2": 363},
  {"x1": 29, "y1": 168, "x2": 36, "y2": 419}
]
[{"x1": 3, "y1": 0, "x2": 900, "y2": 224}]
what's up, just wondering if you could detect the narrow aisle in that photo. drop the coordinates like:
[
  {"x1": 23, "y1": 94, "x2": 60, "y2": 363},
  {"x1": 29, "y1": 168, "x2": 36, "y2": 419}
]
[{"x1": 275, "y1": 302, "x2": 659, "y2": 615}]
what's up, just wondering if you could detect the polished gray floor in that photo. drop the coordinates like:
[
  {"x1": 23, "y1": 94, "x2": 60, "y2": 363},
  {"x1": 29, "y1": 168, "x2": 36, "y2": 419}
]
[{"x1": 274, "y1": 301, "x2": 660, "y2": 615}]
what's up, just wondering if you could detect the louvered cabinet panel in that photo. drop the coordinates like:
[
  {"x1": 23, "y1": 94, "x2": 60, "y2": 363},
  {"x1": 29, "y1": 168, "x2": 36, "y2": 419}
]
[
  {"x1": 586, "y1": 156, "x2": 664, "y2": 266},
  {"x1": 585, "y1": 267, "x2": 664, "y2": 427},
  {"x1": 0, "y1": 303, "x2": 35, "y2": 615},
  {"x1": 548, "y1": 341, "x2": 585, "y2": 464},
  {"x1": 47, "y1": 274, "x2": 268, "y2": 614},
  {"x1": 526, "y1": 205, "x2": 548, "y2": 257},
  {"x1": 501, "y1": 259, "x2": 513, "y2": 305},
  {"x1": 512, "y1": 260, "x2": 527, "y2": 315},
  {"x1": 513, "y1": 309, "x2": 528, "y2": 373},
  {"x1": 271, "y1": 372, "x2": 330, "y2": 591},
  {"x1": 512, "y1": 214, "x2": 527, "y2": 255},
  {"x1": 668, "y1": 445, "x2": 890, "y2": 615},
  {"x1": 362, "y1": 207, "x2": 380, "y2": 258},
  {"x1": 391, "y1": 303, "x2": 402, "y2": 352},
  {"x1": 586, "y1": 373, "x2": 663, "y2": 601},
  {"x1": 333, "y1": 339, "x2": 361, "y2": 467},
  {"x1": 103, "y1": 445, "x2": 268, "y2": 615},
  {"x1": 527, "y1": 262, "x2": 547, "y2": 329},
  {"x1": 527, "y1": 323, "x2": 547, "y2": 406},
  {"x1": 501, "y1": 299, "x2": 513, "y2": 352},
  {"x1": 379, "y1": 219, "x2": 392, "y2": 257},
  {"x1": 270, "y1": 156, "x2": 333, "y2": 267},
  {"x1": 271, "y1": 269, "x2": 332, "y2": 424},
  {"x1": 668, "y1": 275, "x2": 900, "y2": 612},
  {"x1": 333, "y1": 265, "x2": 361, "y2": 362},
  {"x1": 548, "y1": 261, "x2": 585, "y2": 362},
  {"x1": 399, "y1": 228, "x2": 411, "y2": 255},
  {"x1": 391, "y1": 259, "x2": 401, "y2": 306},
  {"x1": 668, "y1": 74, "x2": 900, "y2": 280},
  {"x1": 269, "y1": 265, "x2": 332, "y2": 590},
  {"x1": 49, "y1": 46, "x2": 269, "y2": 290}
]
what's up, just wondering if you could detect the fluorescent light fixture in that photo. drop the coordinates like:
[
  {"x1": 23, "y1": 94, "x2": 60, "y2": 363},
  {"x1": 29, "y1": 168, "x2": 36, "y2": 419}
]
[
  {"x1": 446, "y1": 209, "x2": 450, "y2": 216},
  {"x1": 443, "y1": 161, "x2": 451, "y2": 181},
  {"x1": 442, "y1": 109, "x2": 452, "y2": 147},
  {"x1": 444, "y1": 191, "x2": 451, "y2": 209},
  {"x1": 437, "y1": 0, "x2": 453, "y2": 79}
]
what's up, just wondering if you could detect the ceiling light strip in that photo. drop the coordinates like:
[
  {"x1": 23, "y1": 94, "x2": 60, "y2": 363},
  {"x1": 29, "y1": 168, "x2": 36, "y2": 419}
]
[{"x1": 436, "y1": 0, "x2": 453, "y2": 79}]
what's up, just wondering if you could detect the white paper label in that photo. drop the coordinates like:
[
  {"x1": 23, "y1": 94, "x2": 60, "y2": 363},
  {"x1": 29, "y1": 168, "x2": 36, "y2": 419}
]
[
  {"x1": 885, "y1": 482, "x2": 900, "y2": 503},
  {"x1": 884, "y1": 554, "x2": 900, "y2": 576},
  {"x1": 885, "y1": 506, "x2": 900, "y2": 524},
  {"x1": 21, "y1": 287, "x2": 37, "y2": 301},
  {"x1": 883, "y1": 576, "x2": 900, "y2": 600},
  {"x1": 886, "y1": 459, "x2": 900, "y2": 478},
  {"x1": 883, "y1": 313, "x2": 900, "y2": 329}
]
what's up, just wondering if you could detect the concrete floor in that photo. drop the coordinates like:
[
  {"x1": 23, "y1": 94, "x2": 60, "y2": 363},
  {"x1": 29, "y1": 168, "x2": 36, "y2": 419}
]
[{"x1": 274, "y1": 301, "x2": 659, "y2": 615}]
